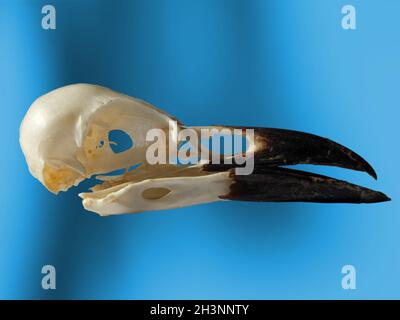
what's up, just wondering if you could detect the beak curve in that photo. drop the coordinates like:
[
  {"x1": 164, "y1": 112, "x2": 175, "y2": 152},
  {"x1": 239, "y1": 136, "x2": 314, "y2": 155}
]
[
  {"x1": 245, "y1": 127, "x2": 377, "y2": 178},
  {"x1": 203, "y1": 127, "x2": 390, "y2": 204}
]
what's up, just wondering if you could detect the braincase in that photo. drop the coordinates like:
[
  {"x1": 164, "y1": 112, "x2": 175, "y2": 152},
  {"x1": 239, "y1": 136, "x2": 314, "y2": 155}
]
[
  {"x1": 20, "y1": 84, "x2": 118, "y2": 156},
  {"x1": 20, "y1": 83, "x2": 179, "y2": 178}
]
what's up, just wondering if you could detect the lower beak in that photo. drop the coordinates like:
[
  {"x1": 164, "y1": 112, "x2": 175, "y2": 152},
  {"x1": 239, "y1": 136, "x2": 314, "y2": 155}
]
[{"x1": 221, "y1": 166, "x2": 390, "y2": 203}]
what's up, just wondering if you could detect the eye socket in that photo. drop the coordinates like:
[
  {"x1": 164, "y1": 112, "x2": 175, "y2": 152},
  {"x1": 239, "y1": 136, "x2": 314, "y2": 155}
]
[
  {"x1": 142, "y1": 187, "x2": 171, "y2": 200},
  {"x1": 108, "y1": 129, "x2": 134, "y2": 153}
]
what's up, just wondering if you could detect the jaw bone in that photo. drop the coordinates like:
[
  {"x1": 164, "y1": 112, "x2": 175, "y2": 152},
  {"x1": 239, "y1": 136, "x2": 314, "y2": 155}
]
[{"x1": 19, "y1": 84, "x2": 390, "y2": 216}]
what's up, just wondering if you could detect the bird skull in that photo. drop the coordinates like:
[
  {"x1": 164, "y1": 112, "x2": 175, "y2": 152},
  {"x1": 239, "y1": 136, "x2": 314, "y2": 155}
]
[{"x1": 19, "y1": 84, "x2": 390, "y2": 216}]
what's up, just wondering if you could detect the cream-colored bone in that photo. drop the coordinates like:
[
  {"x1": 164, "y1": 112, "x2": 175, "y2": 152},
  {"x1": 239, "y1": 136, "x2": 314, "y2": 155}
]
[
  {"x1": 19, "y1": 84, "x2": 180, "y2": 194},
  {"x1": 19, "y1": 84, "x2": 230, "y2": 215},
  {"x1": 79, "y1": 169, "x2": 230, "y2": 216}
]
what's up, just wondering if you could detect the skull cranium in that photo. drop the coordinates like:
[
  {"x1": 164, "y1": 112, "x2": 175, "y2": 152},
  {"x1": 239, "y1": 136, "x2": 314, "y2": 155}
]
[{"x1": 19, "y1": 84, "x2": 390, "y2": 216}]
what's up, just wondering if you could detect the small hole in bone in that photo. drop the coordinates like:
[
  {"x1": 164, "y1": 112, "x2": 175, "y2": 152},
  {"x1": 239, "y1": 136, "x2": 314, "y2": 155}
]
[
  {"x1": 128, "y1": 163, "x2": 142, "y2": 172},
  {"x1": 108, "y1": 130, "x2": 133, "y2": 153},
  {"x1": 142, "y1": 187, "x2": 171, "y2": 200}
]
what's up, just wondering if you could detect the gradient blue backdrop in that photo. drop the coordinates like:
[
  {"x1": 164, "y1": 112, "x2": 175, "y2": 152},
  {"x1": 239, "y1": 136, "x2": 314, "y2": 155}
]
[{"x1": 0, "y1": 0, "x2": 398, "y2": 299}]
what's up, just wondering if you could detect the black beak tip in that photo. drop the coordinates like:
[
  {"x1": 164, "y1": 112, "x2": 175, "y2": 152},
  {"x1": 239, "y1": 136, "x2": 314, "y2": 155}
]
[
  {"x1": 363, "y1": 161, "x2": 378, "y2": 180},
  {"x1": 363, "y1": 190, "x2": 391, "y2": 203},
  {"x1": 376, "y1": 192, "x2": 391, "y2": 203}
]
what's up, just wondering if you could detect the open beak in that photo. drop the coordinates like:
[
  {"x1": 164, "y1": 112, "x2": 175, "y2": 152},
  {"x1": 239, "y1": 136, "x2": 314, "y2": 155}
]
[{"x1": 204, "y1": 127, "x2": 390, "y2": 204}]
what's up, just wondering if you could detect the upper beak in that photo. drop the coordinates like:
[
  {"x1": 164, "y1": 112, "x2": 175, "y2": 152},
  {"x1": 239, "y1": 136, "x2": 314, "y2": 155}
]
[{"x1": 204, "y1": 127, "x2": 390, "y2": 204}]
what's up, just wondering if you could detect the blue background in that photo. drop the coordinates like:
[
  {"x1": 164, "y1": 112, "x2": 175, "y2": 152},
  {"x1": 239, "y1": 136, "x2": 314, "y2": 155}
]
[{"x1": 0, "y1": 0, "x2": 398, "y2": 299}]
